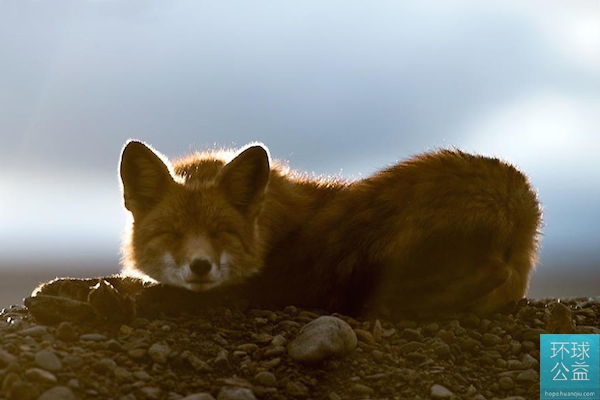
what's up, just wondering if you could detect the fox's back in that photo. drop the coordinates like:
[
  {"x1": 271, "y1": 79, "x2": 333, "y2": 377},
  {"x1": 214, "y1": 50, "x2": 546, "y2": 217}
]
[{"x1": 254, "y1": 150, "x2": 541, "y2": 316}]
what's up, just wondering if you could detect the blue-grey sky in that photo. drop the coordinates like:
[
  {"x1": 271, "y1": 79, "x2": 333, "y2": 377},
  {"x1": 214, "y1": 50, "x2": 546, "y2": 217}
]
[{"x1": 1, "y1": 0, "x2": 599, "y2": 299}]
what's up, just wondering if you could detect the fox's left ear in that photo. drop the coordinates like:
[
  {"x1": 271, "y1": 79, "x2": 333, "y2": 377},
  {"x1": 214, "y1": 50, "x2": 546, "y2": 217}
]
[
  {"x1": 120, "y1": 140, "x2": 175, "y2": 217},
  {"x1": 218, "y1": 144, "x2": 270, "y2": 214}
]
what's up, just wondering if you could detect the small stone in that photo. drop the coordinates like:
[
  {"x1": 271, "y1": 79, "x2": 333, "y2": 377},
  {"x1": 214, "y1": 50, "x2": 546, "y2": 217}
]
[
  {"x1": 285, "y1": 381, "x2": 309, "y2": 397},
  {"x1": 236, "y1": 344, "x2": 259, "y2": 353},
  {"x1": 0, "y1": 348, "x2": 17, "y2": 367},
  {"x1": 521, "y1": 328, "x2": 547, "y2": 341},
  {"x1": 430, "y1": 384, "x2": 453, "y2": 398},
  {"x1": 114, "y1": 367, "x2": 133, "y2": 381},
  {"x1": 482, "y1": 333, "x2": 502, "y2": 346},
  {"x1": 423, "y1": 322, "x2": 440, "y2": 335},
  {"x1": 264, "y1": 345, "x2": 286, "y2": 357},
  {"x1": 214, "y1": 349, "x2": 230, "y2": 368},
  {"x1": 7, "y1": 381, "x2": 39, "y2": 400},
  {"x1": 25, "y1": 368, "x2": 57, "y2": 383},
  {"x1": 261, "y1": 357, "x2": 281, "y2": 369},
  {"x1": 19, "y1": 325, "x2": 48, "y2": 337},
  {"x1": 2, "y1": 372, "x2": 20, "y2": 392},
  {"x1": 546, "y1": 302, "x2": 575, "y2": 333},
  {"x1": 399, "y1": 341, "x2": 423, "y2": 353},
  {"x1": 128, "y1": 348, "x2": 147, "y2": 359},
  {"x1": 79, "y1": 333, "x2": 108, "y2": 341},
  {"x1": 350, "y1": 383, "x2": 374, "y2": 394},
  {"x1": 271, "y1": 335, "x2": 287, "y2": 347},
  {"x1": 217, "y1": 386, "x2": 257, "y2": 400},
  {"x1": 148, "y1": 342, "x2": 171, "y2": 364},
  {"x1": 181, "y1": 351, "x2": 212, "y2": 372},
  {"x1": 498, "y1": 376, "x2": 514, "y2": 389},
  {"x1": 432, "y1": 341, "x2": 451, "y2": 359},
  {"x1": 62, "y1": 354, "x2": 84, "y2": 369},
  {"x1": 55, "y1": 322, "x2": 78, "y2": 342},
  {"x1": 38, "y1": 386, "x2": 76, "y2": 400},
  {"x1": 182, "y1": 394, "x2": 217, "y2": 400},
  {"x1": 254, "y1": 371, "x2": 277, "y2": 387},
  {"x1": 354, "y1": 329, "x2": 375, "y2": 343},
  {"x1": 521, "y1": 353, "x2": 539, "y2": 369},
  {"x1": 371, "y1": 320, "x2": 384, "y2": 340},
  {"x1": 139, "y1": 387, "x2": 161, "y2": 399},
  {"x1": 516, "y1": 368, "x2": 539, "y2": 382},
  {"x1": 94, "y1": 358, "x2": 118, "y2": 373},
  {"x1": 133, "y1": 370, "x2": 152, "y2": 381},
  {"x1": 106, "y1": 339, "x2": 123, "y2": 352},
  {"x1": 403, "y1": 328, "x2": 422, "y2": 340},
  {"x1": 35, "y1": 349, "x2": 62, "y2": 372},
  {"x1": 288, "y1": 316, "x2": 357, "y2": 363}
]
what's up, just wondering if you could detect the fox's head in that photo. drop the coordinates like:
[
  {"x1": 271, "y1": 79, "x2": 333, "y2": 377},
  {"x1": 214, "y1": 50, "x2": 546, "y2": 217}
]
[{"x1": 119, "y1": 140, "x2": 270, "y2": 291}]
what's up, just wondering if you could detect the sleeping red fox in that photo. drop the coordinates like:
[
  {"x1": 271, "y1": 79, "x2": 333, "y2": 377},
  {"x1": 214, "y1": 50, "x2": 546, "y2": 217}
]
[{"x1": 118, "y1": 140, "x2": 541, "y2": 317}]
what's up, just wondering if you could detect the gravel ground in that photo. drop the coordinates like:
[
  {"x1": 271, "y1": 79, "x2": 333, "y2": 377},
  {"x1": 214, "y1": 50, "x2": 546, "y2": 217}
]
[{"x1": 1, "y1": 281, "x2": 599, "y2": 400}]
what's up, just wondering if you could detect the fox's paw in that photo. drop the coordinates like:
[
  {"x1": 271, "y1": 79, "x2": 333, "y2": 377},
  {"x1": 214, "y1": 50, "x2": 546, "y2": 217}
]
[{"x1": 26, "y1": 276, "x2": 147, "y2": 324}]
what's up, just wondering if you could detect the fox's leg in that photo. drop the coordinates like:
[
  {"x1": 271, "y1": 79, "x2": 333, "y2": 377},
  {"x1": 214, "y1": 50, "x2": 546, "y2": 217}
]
[
  {"x1": 27, "y1": 275, "x2": 149, "y2": 324},
  {"x1": 366, "y1": 227, "x2": 536, "y2": 317},
  {"x1": 28, "y1": 275, "x2": 242, "y2": 323}
]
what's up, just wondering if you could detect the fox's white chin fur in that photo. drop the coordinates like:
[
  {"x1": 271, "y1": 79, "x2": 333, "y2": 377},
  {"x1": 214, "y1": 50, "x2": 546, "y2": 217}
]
[{"x1": 157, "y1": 252, "x2": 231, "y2": 292}]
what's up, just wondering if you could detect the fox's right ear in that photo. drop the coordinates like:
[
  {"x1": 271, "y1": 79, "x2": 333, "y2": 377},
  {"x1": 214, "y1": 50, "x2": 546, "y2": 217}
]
[{"x1": 120, "y1": 140, "x2": 174, "y2": 217}]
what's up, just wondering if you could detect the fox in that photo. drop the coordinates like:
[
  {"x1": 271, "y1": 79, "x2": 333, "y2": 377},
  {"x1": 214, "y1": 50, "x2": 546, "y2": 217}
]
[{"x1": 115, "y1": 140, "x2": 541, "y2": 318}]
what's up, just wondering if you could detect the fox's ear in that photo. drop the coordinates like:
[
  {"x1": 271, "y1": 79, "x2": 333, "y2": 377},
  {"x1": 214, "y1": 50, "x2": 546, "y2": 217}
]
[
  {"x1": 120, "y1": 140, "x2": 174, "y2": 216},
  {"x1": 218, "y1": 144, "x2": 270, "y2": 214}
]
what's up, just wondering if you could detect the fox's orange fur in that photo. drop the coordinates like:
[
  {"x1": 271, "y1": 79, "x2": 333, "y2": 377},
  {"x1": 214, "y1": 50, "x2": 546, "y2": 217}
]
[{"x1": 119, "y1": 141, "x2": 541, "y2": 317}]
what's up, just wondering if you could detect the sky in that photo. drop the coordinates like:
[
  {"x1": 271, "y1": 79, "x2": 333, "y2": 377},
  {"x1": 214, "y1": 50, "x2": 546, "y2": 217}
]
[{"x1": 1, "y1": 0, "x2": 599, "y2": 300}]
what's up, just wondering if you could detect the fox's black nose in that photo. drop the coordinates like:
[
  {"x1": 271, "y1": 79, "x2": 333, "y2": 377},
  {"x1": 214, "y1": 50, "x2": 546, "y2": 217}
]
[{"x1": 190, "y1": 259, "x2": 212, "y2": 276}]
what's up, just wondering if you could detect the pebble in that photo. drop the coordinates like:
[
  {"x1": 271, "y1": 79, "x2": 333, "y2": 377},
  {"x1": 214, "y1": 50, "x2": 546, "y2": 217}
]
[
  {"x1": 134, "y1": 370, "x2": 152, "y2": 381},
  {"x1": 114, "y1": 366, "x2": 133, "y2": 381},
  {"x1": 9, "y1": 381, "x2": 39, "y2": 400},
  {"x1": 498, "y1": 376, "x2": 514, "y2": 389},
  {"x1": 24, "y1": 368, "x2": 57, "y2": 384},
  {"x1": 217, "y1": 386, "x2": 257, "y2": 400},
  {"x1": 34, "y1": 349, "x2": 62, "y2": 372},
  {"x1": 521, "y1": 353, "x2": 539, "y2": 369},
  {"x1": 287, "y1": 316, "x2": 357, "y2": 363},
  {"x1": 38, "y1": 386, "x2": 77, "y2": 400},
  {"x1": 285, "y1": 381, "x2": 309, "y2": 397},
  {"x1": 2, "y1": 372, "x2": 20, "y2": 392},
  {"x1": 181, "y1": 351, "x2": 212, "y2": 372},
  {"x1": 19, "y1": 325, "x2": 48, "y2": 337},
  {"x1": 94, "y1": 358, "x2": 118, "y2": 373},
  {"x1": 430, "y1": 384, "x2": 453, "y2": 398},
  {"x1": 0, "y1": 348, "x2": 17, "y2": 367},
  {"x1": 55, "y1": 322, "x2": 78, "y2": 342},
  {"x1": 399, "y1": 341, "x2": 423, "y2": 353},
  {"x1": 350, "y1": 383, "x2": 374, "y2": 394},
  {"x1": 79, "y1": 333, "x2": 108, "y2": 341},
  {"x1": 128, "y1": 348, "x2": 147, "y2": 359},
  {"x1": 236, "y1": 343, "x2": 259, "y2": 353},
  {"x1": 546, "y1": 302, "x2": 575, "y2": 333},
  {"x1": 140, "y1": 386, "x2": 162, "y2": 399},
  {"x1": 148, "y1": 342, "x2": 171, "y2": 363},
  {"x1": 482, "y1": 333, "x2": 502, "y2": 346},
  {"x1": 214, "y1": 349, "x2": 230, "y2": 368},
  {"x1": 354, "y1": 328, "x2": 375, "y2": 343},
  {"x1": 403, "y1": 328, "x2": 422, "y2": 340},
  {"x1": 254, "y1": 371, "x2": 277, "y2": 387},
  {"x1": 516, "y1": 368, "x2": 538, "y2": 382},
  {"x1": 182, "y1": 394, "x2": 217, "y2": 400}
]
